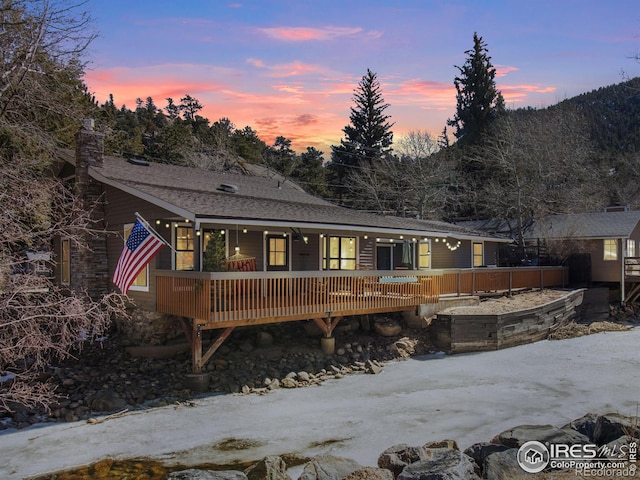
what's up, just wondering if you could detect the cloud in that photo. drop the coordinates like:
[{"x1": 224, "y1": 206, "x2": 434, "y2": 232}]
[
  {"x1": 247, "y1": 58, "x2": 322, "y2": 78},
  {"x1": 498, "y1": 84, "x2": 557, "y2": 104},
  {"x1": 391, "y1": 79, "x2": 456, "y2": 108},
  {"x1": 495, "y1": 65, "x2": 519, "y2": 77},
  {"x1": 273, "y1": 85, "x2": 304, "y2": 94},
  {"x1": 257, "y1": 26, "x2": 381, "y2": 41},
  {"x1": 290, "y1": 114, "x2": 319, "y2": 126}
]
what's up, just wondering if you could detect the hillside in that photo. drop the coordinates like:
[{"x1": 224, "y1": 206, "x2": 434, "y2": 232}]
[{"x1": 555, "y1": 76, "x2": 640, "y2": 152}]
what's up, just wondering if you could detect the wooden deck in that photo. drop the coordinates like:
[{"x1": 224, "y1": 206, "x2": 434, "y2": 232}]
[{"x1": 155, "y1": 267, "x2": 568, "y2": 372}]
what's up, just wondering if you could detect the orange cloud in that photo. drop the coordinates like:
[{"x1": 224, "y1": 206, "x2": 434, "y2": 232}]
[
  {"x1": 257, "y1": 26, "x2": 381, "y2": 41},
  {"x1": 495, "y1": 65, "x2": 519, "y2": 77}
]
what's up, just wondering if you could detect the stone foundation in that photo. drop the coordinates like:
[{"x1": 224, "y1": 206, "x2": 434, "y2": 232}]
[{"x1": 114, "y1": 309, "x2": 183, "y2": 345}]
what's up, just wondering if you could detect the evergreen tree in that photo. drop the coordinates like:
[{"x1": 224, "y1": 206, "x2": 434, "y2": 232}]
[
  {"x1": 329, "y1": 69, "x2": 394, "y2": 204},
  {"x1": 447, "y1": 33, "x2": 504, "y2": 146},
  {"x1": 292, "y1": 147, "x2": 328, "y2": 198},
  {"x1": 263, "y1": 136, "x2": 297, "y2": 177}
]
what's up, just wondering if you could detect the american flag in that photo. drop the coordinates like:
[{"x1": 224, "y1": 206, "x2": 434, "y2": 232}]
[{"x1": 112, "y1": 219, "x2": 164, "y2": 294}]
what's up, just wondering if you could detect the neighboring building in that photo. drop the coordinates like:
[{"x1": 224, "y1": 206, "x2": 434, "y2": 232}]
[
  {"x1": 461, "y1": 208, "x2": 640, "y2": 303},
  {"x1": 523, "y1": 208, "x2": 640, "y2": 303}
]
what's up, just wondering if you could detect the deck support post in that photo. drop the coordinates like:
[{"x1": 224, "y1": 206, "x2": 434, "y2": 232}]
[
  {"x1": 313, "y1": 313, "x2": 342, "y2": 338},
  {"x1": 191, "y1": 323, "x2": 235, "y2": 373}
]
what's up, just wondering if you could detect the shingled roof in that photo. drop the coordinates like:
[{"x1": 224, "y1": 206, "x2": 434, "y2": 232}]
[
  {"x1": 524, "y1": 210, "x2": 640, "y2": 239},
  {"x1": 87, "y1": 155, "x2": 504, "y2": 240}
]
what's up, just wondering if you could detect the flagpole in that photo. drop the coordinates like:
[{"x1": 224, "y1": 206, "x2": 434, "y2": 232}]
[
  {"x1": 135, "y1": 212, "x2": 172, "y2": 249},
  {"x1": 135, "y1": 212, "x2": 195, "y2": 270}
]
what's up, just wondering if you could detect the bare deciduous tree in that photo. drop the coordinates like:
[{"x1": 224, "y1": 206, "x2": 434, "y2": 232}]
[{"x1": 0, "y1": 0, "x2": 126, "y2": 413}]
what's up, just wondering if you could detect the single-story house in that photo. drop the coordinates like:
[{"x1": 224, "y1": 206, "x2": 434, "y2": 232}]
[{"x1": 55, "y1": 121, "x2": 569, "y2": 371}]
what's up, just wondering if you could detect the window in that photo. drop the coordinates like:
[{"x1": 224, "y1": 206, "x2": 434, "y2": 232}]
[
  {"x1": 266, "y1": 235, "x2": 289, "y2": 270},
  {"x1": 418, "y1": 240, "x2": 431, "y2": 269},
  {"x1": 604, "y1": 239, "x2": 618, "y2": 261},
  {"x1": 175, "y1": 225, "x2": 195, "y2": 270},
  {"x1": 627, "y1": 239, "x2": 636, "y2": 258},
  {"x1": 124, "y1": 223, "x2": 149, "y2": 290},
  {"x1": 61, "y1": 238, "x2": 70, "y2": 285},
  {"x1": 473, "y1": 242, "x2": 484, "y2": 267},
  {"x1": 323, "y1": 236, "x2": 356, "y2": 270}
]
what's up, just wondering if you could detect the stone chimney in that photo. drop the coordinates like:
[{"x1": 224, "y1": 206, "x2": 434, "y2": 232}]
[{"x1": 70, "y1": 120, "x2": 109, "y2": 299}]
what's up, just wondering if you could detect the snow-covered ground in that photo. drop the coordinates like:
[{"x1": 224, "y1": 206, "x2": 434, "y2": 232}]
[{"x1": 1, "y1": 328, "x2": 639, "y2": 479}]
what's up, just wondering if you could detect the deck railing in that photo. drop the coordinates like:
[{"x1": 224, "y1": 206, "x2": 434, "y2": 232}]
[
  {"x1": 156, "y1": 266, "x2": 568, "y2": 329},
  {"x1": 625, "y1": 257, "x2": 640, "y2": 279}
]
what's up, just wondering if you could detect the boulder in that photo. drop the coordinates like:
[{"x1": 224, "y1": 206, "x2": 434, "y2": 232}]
[
  {"x1": 169, "y1": 470, "x2": 248, "y2": 480},
  {"x1": 89, "y1": 390, "x2": 127, "y2": 412},
  {"x1": 601, "y1": 435, "x2": 640, "y2": 460},
  {"x1": 483, "y1": 449, "x2": 529, "y2": 480},
  {"x1": 377, "y1": 444, "x2": 429, "y2": 477},
  {"x1": 374, "y1": 319, "x2": 402, "y2": 337},
  {"x1": 298, "y1": 455, "x2": 362, "y2": 480},
  {"x1": 256, "y1": 331, "x2": 274, "y2": 347},
  {"x1": 593, "y1": 413, "x2": 640, "y2": 445},
  {"x1": 424, "y1": 439, "x2": 458, "y2": 450},
  {"x1": 493, "y1": 424, "x2": 589, "y2": 448},
  {"x1": 463, "y1": 442, "x2": 511, "y2": 471},
  {"x1": 396, "y1": 448, "x2": 480, "y2": 480},
  {"x1": 342, "y1": 467, "x2": 394, "y2": 480},
  {"x1": 244, "y1": 455, "x2": 291, "y2": 480},
  {"x1": 562, "y1": 412, "x2": 599, "y2": 442}
]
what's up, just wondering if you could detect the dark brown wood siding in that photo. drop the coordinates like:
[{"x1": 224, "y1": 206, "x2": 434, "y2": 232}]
[
  {"x1": 431, "y1": 239, "x2": 471, "y2": 268},
  {"x1": 291, "y1": 234, "x2": 320, "y2": 271},
  {"x1": 103, "y1": 185, "x2": 177, "y2": 310}
]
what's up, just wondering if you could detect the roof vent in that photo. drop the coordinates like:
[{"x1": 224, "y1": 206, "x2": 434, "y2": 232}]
[
  {"x1": 217, "y1": 183, "x2": 239, "y2": 194},
  {"x1": 128, "y1": 158, "x2": 150, "y2": 166},
  {"x1": 604, "y1": 205, "x2": 629, "y2": 212}
]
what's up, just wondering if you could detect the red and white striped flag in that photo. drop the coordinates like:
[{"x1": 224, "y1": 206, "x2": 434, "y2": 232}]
[{"x1": 112, "y1": 219, "x2": 164, "y2": 294}]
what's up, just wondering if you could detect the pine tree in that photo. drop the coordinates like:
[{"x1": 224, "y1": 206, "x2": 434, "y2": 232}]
[
  {"x1": 447, "y1": 33, "x2": 504, "y2": 146},
  {"x1": 329, "y1": 69, "x2": 394, "y2": 204}
]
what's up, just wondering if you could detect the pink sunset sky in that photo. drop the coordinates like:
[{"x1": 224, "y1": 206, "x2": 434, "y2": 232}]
[{"x1": 84, "y1": 0, "x2": 640, "y2": 154}]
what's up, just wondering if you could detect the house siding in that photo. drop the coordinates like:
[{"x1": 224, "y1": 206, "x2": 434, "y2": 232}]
[
  {"x1": 103, "y1": 185, "x2": 176, "y2": 310},
  {"x1": 587, "y1": 238, "x2": 624, "y2": 283},
  {"x1": 431, "y1": 240, "x2": 471, "y2": 268},
  {"x1": 291, "y1": 234, "x2": 320, "y2": 271}
]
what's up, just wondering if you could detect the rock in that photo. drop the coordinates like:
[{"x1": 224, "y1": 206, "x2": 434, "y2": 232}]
[
  {"x1": 365, "y1": 360, "x2": 383, "y2": 375},
  {"x1": 267, "y1": 378, "x2": 280, "y2": 390},
  {"x1": 244, "y1": 455, "x2": 291, "y2": 480},
  {"x1": 298, "y1": 455, "x2": 362, "y2": 480},
  {"x1": 342, "y1": 466, "x2": 394, "y2": 479},
  {"x1": 374, "y1": 320, "x2": 403, "y2": 337},
  {"x1": 483, "y1": 449, "x2": 528, "y2": 480},
  {"x1": 493, "y1": 424, "x2": 589, "y2": 448},
  {"x1": 281, "y1": 377, "x2": 298, "y2": 388},
  {"x1": 463, "y1": 442, "x2": 511, "y2": 471},
  {"x1": 377, "y1": 444, "x2": 428, "y2": 477},
  {"x1": 89, "y1": 390, "x2": 127, "y2": 412},
  {"x1": 562, "y1": 412, "x2": 599, "y2": 442},
  {"x1": 593, "y1": 413, "x2": 640, "y2": 445},
  {"x1": 256, "y1": 331, "x2": 274, "y2": 347},
  {"x1": 389, "y1": 337, "x2": 418, "y2": 359},
  {"x1": 601, "y1": 435, "x2": 640, "y2": 459},
  {"x1": 396, "y1": 448, "x2": 480, "y2": 480},
  {"x1": 424, "y1": 439, "x2": 458, "y2": 450},
  {"x1": 297, "y1": 371, "x2": 311, "y2": 383},
  {"x1": 169, "y1": 469, "x2": 248, "y2": 479}
]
